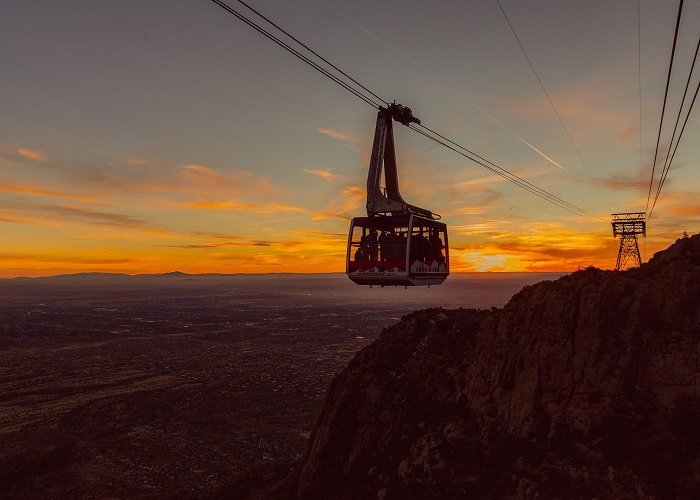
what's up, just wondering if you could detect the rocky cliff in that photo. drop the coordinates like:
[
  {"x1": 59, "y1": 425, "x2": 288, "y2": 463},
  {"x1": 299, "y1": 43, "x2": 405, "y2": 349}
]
[{"x1": 284, "y1": 234, "x2": 700, "y2": 499}]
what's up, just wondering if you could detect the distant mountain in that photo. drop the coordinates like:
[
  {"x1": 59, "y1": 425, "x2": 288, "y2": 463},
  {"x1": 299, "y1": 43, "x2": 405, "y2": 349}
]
[
  {"x1": 1, "y1": 272, "x2": 207, "y2": 285},
  {"x1": 9, "y1": 272, "x2": 132, "y2": 281},
  {"x1": 157, "y1": 271, "x2": 190, "y2": 277},
  {"x1": 1, "y1": 271, "x2": 347, "y2": 283},
  {"x1": 278, "y1": 234, "x2": 700, "y2": 498}
]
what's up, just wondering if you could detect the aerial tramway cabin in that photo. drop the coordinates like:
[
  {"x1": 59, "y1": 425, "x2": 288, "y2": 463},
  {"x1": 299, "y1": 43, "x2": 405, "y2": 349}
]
[{"x1": 346, "y1": 103, "x2": 449, "y2": 287}]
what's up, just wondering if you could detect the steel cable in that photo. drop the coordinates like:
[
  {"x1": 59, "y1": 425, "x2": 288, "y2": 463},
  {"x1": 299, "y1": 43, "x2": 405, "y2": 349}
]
[
  {"x1": 209, "y1": 0, "x2": 600, "y2": 221},
  {"x1": 646, "y1": 0, "x2": 684, "y2": 214}
]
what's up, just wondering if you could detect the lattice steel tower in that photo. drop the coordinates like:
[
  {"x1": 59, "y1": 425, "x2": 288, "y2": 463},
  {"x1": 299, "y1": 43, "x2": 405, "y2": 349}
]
[{"x1": 611, "y1": 212, "x2": 646, "y2": 270}]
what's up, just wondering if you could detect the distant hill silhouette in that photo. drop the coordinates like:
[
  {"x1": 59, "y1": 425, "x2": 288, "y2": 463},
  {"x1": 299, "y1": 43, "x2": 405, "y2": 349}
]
[
  {"x1": 7, "y1": 272, "x2": 183, "y2": 282},
  {"x1": 2, "y1": 271, "x2": 343, "y2": 283},
  {"x1": 276, "y1": 234, "x2": 700, "y2": 498}
]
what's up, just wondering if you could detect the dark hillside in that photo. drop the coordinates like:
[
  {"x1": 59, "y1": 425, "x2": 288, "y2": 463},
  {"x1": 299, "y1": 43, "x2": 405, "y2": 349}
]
[{"x1": 283, "y1": 234, "x2": 700, "y2": 499}]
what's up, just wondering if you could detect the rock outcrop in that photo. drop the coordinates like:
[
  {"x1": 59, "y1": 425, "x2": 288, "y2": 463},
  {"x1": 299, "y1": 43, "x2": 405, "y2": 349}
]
[{"x1": 284, "y1": 234, "x2": 700, "y2": 499}]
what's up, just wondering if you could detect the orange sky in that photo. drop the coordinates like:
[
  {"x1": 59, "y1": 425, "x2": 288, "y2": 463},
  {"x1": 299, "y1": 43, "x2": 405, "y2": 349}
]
[
  {"x1": 1, "y1": 1, "x2": 698, "y2": 277},
  {"x1": 0, "y1": 141, "x2": 686, "y2": 277}
]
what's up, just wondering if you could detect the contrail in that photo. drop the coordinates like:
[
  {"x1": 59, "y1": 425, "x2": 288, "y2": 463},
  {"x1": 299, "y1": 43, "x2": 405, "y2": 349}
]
[
  {"x1": 517, "y1": 137, "x2": 564, "y2": 170},
  {"x1": 475, "y1": 105, "x2": 565, "y2": 170},
  {"x1": 331, "y1": 7, "x2": 417, "y2": 64}
]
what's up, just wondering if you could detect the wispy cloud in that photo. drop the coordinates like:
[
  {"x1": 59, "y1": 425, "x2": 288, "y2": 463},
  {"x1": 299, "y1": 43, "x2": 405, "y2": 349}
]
[
  {"x1": 596, "y1": 172, "x2": 643, "y2": 191},
  {"x1": 445, "y1": 184, "x2": 502, "y2": 217},
  {"x1": 10, "y1": 153, "x2": 277, "y2": 201},
  {"x1": 180, "y1": 164, "x2": 223, "y2": 183},
  {"x1": 316, "y1": 128, "x2": 357, "y2": 143},
  {"x1": 127, "y1": 158, "x2": 154, "y2": 166},
  {"x1": 0, "y1": 253, "x2": 138, "y2": 265},
  {"x1": 0, "y1": 182, "x2": 103, "y2": 201},
  {"x1": 453, "y1": 175, "x2": 505, "y2": 188},
  {"x1": 449, "y1": 222, "x2": 615, "y2": 271},
  {"x1": 39, "y1": 204, "x2": 147, "y2": 228},
  {"x1": 310, "y1": 185, "x2": 365, "y2": 220},
  {"x1": 185, "y1": 199, "x2": 307, "y2": 215},
  {"x1": 157, "y1": 241, "x2": 273, "y2": 249},
  {"x1": 0, "y1": 200, "x2": 150, "y2": 229},
  {"x1": 303, "y1": 168, "x2": 341, "y2": 181},
  {"x1": 652, "y1": 190, "x2": 700, "y2": 217},
  {"x1": 16, "y1": 147, "x2": 46, "y2": 161}
]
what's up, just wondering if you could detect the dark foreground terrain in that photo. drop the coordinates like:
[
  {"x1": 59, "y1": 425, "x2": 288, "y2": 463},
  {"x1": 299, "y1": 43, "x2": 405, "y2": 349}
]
[
  {"x1": 284, "y1": 236, "x2": 700, "y2": 499},
  {"x1": 0, "y1": 272, "x2": 550, "y2": 498}
]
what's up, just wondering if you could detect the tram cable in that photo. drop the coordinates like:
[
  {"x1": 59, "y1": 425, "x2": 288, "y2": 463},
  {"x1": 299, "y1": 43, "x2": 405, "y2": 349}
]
[
  {"x1": 209, "y1": 0, "x2": 381, "y2": 109},
  {"x1": 649, "y1": 52, "x2": 700, "y2": 218},
  {"x1": 646, "y1": 0, "x2": 684, "y2": 214},
  {"x1": 413, "y1": 123, "x2": 601, "y2": 219},
  {"x1": 648, "y1": 35, "x2": 700, "y2": 218},
  {"x1": 638, "y1": 0, "x2": 643, "y2": 211},
  {"x1": 409, "y1": 125, "x2": 602, "y2": 220},
  {"x1": 233, "y1": 0, "x2": 389, "y2": 107},
  {"x1": 495, "y1": 0, "x2": 611, "y2": 212},
  {"x1": 208, "y1": 0, "x2": 601, "y2": 220}
]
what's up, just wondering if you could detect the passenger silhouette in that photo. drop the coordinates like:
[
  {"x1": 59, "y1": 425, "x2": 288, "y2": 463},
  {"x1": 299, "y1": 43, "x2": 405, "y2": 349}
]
[
  {"x1": 378, "y1": 230, "x2": 389, "y2": 262},
  {"x1": 391, "y1": 231, "x2": 405, "y2": 262},
  {"x1": 430, "y1": 232, "x2": 445, "y2": 264},
  {"x1": 367, "y1": 229, "x2": 379, "y2": 261},
  {"x1": 355, "y1": 234, "x2": 369, "y2": 261}
]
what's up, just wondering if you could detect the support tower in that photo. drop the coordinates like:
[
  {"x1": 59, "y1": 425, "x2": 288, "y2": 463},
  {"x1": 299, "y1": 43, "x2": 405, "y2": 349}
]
[{"x1": 611, "y1": 212, "x2": 646, "y2": 270}]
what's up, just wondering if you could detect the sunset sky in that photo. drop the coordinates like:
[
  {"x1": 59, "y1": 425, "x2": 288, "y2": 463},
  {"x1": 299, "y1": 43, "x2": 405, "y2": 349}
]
[{"x1": 2, "y1": 0, "x2": 700, "y2": 276}]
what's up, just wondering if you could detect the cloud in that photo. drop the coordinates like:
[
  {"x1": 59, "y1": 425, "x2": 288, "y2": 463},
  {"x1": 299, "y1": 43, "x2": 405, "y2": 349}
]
[
  {"x1": 20, "y1": 154, "x2": 277, "y2": 200},
  {"x1": 448, "y1": 222, "x2": 616, "y2": 271},
  {"x1": 453, "y1": 175, "x2": 507, "y2": 188},
  {"x1": 16, "y1": 147, "x2": 47, "y2": 161},
  {"x1": 40, "y1": 204, "x2": 147, "y2": 228},
  {"x1": 596, "y1": 172, "x2": 643, "y2": 191},
  {"x1": 176, "y1": 167, "x2": 276, "y2": 198},
  {"x1": 185, "y1": 199, "x2": 307, "y2": 215},
  {"x1": 0, "y1": 253, "x2": 138, "y2": 265},
  {"x1": 0, "y1": 200, "x2": 149, "y2": 229},
  {"x1": 303, "y1": 168, "x2": 341, "y2": 181},
  {"x1": 316, "y1": 128, "x2": 357, "y2": 142},
  {"x1": 504, "y1": 74, "x2": 641, "y2": 151},
  {"x1": 127, "y1": 158, "x2": 154, "y2": 166},
  {"x1": 187, "y1": 231, "x2": 249, "y2": 240},
  {"x1": 653, "y1": 190, "x2": 700, "y2": 217},
  {"x1": 0, "y1": 210, "x2": 50, "y2": 226},
  {"x1": 158, "y1": 241, "x2": 273, "y2": 249},
  {"x1": 267, "y1": 230, "x2": 347, "y2": 255},
  {"x1": 0, "y1": 182, "x2": 103, "y2": 201},
  {"x1": 181, "y1": 164, "x2": 223, "y2": 183},
  {"x1": 445, "y1": 185, "x2": 503, "y2": 217},
  {"x1": 310, "y1": 185, "x2": 365, "y2": 220}
]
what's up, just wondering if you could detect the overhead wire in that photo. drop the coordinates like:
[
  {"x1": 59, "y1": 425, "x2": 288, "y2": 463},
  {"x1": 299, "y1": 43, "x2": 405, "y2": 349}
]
[
  {"x1": 495, "y1": 0, "x2": 611, "y2": 212},
  {"x1": 208, "y1": 0, "x2": 601, "y2": 220},
  {"x1": 646, "y1": 0, "x2": 684, "y2": 214},
  {"x1": 648, "y1": 35, "x2": 700, "y2": 218},
  {"x1": 208, "y1": 0, "x2": 381, "y2": 109},
  {"x1": 413, "y1": 123, "x2": 600, "y2": 218},
  {"x1": 409, "y1": 124, "x2": 602, "y2": 220},
  {"x1": 638, "y1": 0, "x2": 645, "y2": 259},
  {"x1": 649, "y1": 57, "x2": 700, "y2": 218},
  {"x1": 233, "y1": 0, "x2": 389, "y2": 107},
  {"x1": 637, "y1": 0, "x2": 643, "y2": 211}
]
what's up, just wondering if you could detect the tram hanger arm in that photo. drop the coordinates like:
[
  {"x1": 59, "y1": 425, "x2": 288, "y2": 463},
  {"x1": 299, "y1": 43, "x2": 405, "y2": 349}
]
[{"x1": 365, "y1": 102, "x2": 434, "y2": 219}]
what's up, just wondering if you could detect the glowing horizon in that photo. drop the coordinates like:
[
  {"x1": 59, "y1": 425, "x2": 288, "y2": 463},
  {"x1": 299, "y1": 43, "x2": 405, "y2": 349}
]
[{"x1": 2, "y1": 1, "x2": 699, "y2": 278}]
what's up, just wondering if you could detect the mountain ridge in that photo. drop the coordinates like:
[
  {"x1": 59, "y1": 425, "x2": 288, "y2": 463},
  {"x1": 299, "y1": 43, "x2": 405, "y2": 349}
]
[{"x1": 277, "y1": 234, "x2": 700, "y2": 499}]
